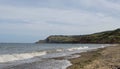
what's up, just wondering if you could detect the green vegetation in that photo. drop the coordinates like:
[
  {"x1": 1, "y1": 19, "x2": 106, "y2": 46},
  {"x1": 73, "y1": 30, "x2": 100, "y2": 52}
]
[{"x1": 36, "y1": 28, "x2": 120, "y2": 44}]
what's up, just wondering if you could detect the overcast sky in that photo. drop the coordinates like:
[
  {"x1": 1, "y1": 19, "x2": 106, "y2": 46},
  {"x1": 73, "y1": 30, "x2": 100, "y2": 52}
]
[{"x1": 0, "y1": 0, "x2": 120, "y2": 43}]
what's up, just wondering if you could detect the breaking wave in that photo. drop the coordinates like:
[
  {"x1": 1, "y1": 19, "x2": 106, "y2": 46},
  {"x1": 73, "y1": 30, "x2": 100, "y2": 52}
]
[
  {"x1": 0, "y1": 45, "x2": 107, "y2": 63},
  {"x1": 67, "y1": 46, "x2": 89, "y2": 51},
  {"x1": 0, "y1": 51, "x2": 47, "y2": 63}
]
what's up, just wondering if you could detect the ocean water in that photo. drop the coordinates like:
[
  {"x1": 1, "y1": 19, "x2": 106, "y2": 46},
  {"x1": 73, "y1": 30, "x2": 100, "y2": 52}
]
[{"x1": 0, "y1": 43, "x2": 109, "y2": 69}]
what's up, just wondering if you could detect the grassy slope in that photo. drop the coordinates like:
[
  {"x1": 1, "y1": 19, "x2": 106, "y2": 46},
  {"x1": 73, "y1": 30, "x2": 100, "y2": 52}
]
[{"x1": 37, "y1": 28, "x2": 120, "y2": 43}]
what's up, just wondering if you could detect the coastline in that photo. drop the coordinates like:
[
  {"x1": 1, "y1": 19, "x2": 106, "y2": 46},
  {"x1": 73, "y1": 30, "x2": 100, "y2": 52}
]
[
  {"x1": 67, "y1": 44, "x2": 120, "y2": 69},
  {"x1": 1, "y1": 44, "x2": 119, "y2": 69}
]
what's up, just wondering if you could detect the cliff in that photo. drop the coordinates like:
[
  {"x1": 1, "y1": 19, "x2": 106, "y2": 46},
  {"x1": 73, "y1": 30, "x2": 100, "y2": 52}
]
[{"x1": 36, "y1": 28, "x2": 120, "y2": 44}]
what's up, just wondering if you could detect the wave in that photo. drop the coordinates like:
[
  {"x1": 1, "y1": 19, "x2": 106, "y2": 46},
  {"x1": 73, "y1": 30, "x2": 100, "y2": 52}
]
[
  {"x1": 67, "y1": 46, "x2": 89, "y2": 51},
  {"x1": 0, "y1": 51, "x2": 47, "y2": 63},
  {"x1": 56, "y1": 49, "x2": 63, "y2": 52},
  {"x1": 0, "y1": 45, "x2": 108, "y2": 63}
]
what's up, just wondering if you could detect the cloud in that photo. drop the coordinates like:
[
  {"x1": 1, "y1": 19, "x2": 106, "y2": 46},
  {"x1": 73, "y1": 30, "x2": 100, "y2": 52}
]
[
  {"x1": 0, "y1": 0, "x2": 120, "y2": 42},
  {"x1": 0, "y1": 5, "x2": 119, "y2": 30},
  {"x1": 78, "y1": 0, "x2": 120, "y2": 15}
]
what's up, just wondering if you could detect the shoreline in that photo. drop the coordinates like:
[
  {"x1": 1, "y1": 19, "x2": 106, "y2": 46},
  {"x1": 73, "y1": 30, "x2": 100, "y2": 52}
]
[
  {"x1": 67, "y1": 44, "x2": 120, "y2": 69},
  {"x1": 1, "y1": 44, "x2": 119, "y2": 69}
]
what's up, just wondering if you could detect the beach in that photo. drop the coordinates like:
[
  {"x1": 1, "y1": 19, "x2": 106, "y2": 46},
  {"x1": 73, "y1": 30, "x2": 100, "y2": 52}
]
[
  {"x1": 67, "y1": 44, "x2": 120, "y2": 69},
  {"x1": 0, "y1": 44, "x2": 119, "y2": 69},
  {"x1": 0, "y1": 44, "x2": 106, "y2": 69}
]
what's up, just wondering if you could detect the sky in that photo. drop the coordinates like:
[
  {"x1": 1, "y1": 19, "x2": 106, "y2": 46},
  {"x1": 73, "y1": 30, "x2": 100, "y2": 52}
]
[{"x1": 0, "y1": 0, "x2": 120, "y2": 43}]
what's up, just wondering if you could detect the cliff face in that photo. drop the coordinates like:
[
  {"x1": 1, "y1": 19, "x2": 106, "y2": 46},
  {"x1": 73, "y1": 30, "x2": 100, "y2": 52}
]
[{"x1": 36, "y1": 29, "x2": 120, "y2": 44}]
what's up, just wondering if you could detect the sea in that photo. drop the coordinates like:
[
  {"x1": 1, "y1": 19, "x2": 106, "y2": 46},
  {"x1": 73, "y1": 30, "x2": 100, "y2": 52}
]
[{"x1": 0, "y1": 43, "x2": 110, "y2": 69}]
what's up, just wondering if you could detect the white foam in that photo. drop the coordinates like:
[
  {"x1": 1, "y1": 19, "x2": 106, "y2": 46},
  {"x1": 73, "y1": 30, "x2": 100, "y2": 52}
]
[
  {"x1": 56, "y1": 49, "x2": 63, "y2": 52},
  {"x1": 101, "y1": 45, "x2": 105, "y2": 48},
  {"x1": 67, "y1": 46, "x2": 89, "y2": 51},
  {"x1": 0, "y1": 51, "x2": 47, "y2": 63}
]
